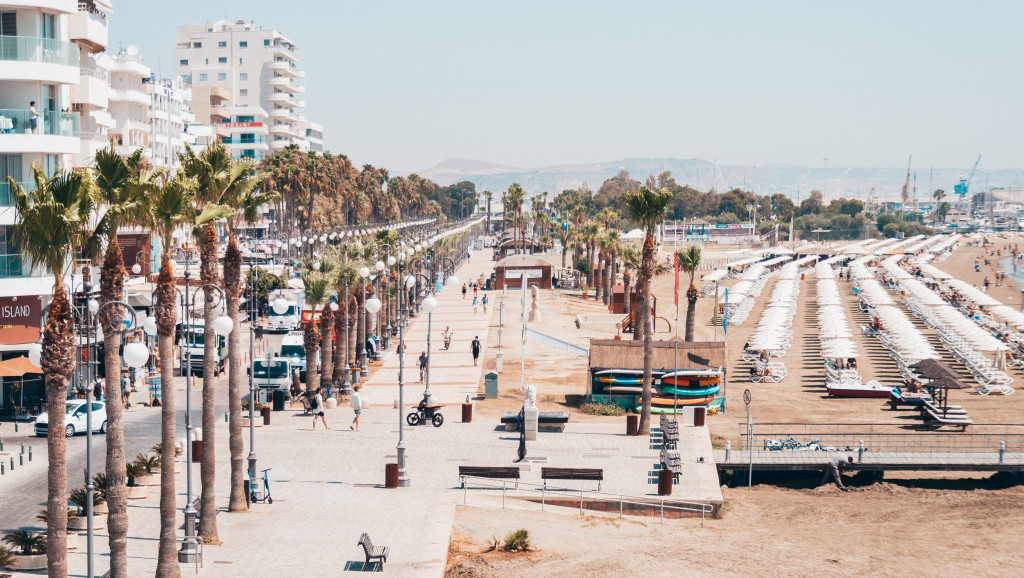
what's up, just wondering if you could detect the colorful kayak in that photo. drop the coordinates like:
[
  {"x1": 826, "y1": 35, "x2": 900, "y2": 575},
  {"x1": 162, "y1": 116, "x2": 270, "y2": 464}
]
[
  {"x1": 659, "y1": 384, "x2": 721, "y2": 397},
  {"x1": 597, "y1": 375, "x2": 644, "y2": 384},
  {"x1": 650, "y1": 394, "x2": 716, "y2": 406},
  {"x1": 638, "y1": 400, "x2": 715, "y2": 413},
  {"x1": 605, "y1": 386, "x2": 644, "y2": 394},
  {"x1": 660, "y1": 370, "x2": 723, "y2": 388}
]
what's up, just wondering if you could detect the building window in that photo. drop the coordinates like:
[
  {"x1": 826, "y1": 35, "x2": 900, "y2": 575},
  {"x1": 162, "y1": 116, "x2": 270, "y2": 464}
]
[
  {"x1": 199, "y1": 73, "x2": 208, "y2": 81},
  {"x1": 264, "y1": 39, "x2": 270, "y2": 46},
  {"x1": 240, "y1": 133, "x2": 255, "y2": 144},
  {"x1": 240, "y1": 41, "x2": 248, "y2": 48},
  {"x1": 237, "y1": 116, "x2": 254, "y2": 123},
  {"x1": 193, "y1": 42, "x2": 202, "y2": 48},
  {"x1": 240, "y1": 73, "x2": 248, "y2": 80},
  {"x1": 179, "y1": 59, "x2": 188, "y2": 66},
  {"x1": 240, "y1": 89, "x2": 248, "y2": 96},
  {"x1": 242, "y1": 150, "x2": 255, "y2": 158},
  {"x1": 218, "y1": 57, "x2": 227, "y2": 64},
  {"x1": 218, "y1": 41, "x2": 226, "y2": 48},
  {"x1": 217, "y1": 73, "x2": 227, "y2": 80}
]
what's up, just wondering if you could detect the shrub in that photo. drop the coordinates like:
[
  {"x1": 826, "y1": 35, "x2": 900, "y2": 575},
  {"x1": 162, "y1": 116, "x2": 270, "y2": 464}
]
[
  {"x1": 580, "y1": 402, "x2": 625, "y2": 416},
  {"x1": 35, "y1": 508, "x2": 74, "y2": 528},
  {"x1": 241, "y1": 399, "x2": 264, "y2": 411},
  {"x1": 126, "y1": 463, "x2": 147, "y2": 487},
  {"x1": 0, "y1": 544, "x2": 15, "y2": 568},
  {"x1": 91, "y1": 472, "x2": 109, "y2": 500},
  {"x1": 503, "y1": 529, "x2": 531, "y2": 552},
  {"x1": 69, "y1": 487, "x2": 105, "y2": 516},
  {"x1": 133, "y1": 453, "x2": 161, "y2": 474},
  {"x1": 151, "y1": 442, "x2": 182, "y2": 457},
  {"x1": 2, "y1": 529, "x2": 46, "y2": 555}
]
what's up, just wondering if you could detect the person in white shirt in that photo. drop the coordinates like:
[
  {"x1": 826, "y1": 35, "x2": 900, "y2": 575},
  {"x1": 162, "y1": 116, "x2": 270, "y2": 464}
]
[
  {"x1": 349, "y1": 384, "x2": 364, "y2": 431},
  {"x1": 29, "y1": 101, "x2": 39, "y2": 134},
  {"x1": 311, "y1": 387, "x2": 329, "y2": 430}
]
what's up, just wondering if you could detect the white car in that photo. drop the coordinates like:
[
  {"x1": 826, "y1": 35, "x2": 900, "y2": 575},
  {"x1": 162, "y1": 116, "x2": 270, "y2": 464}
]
[{"x1": 34, "y1": 401, "x2": 107, "y2": 438}]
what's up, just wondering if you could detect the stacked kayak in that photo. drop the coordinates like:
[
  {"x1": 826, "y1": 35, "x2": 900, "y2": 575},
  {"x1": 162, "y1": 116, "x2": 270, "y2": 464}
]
[
  {"x1": 636, "y1": 369, "x2": 723, "y2": 413},
  {"x1": 594, "y1": 369, "x2": 664, "y2": 394}
]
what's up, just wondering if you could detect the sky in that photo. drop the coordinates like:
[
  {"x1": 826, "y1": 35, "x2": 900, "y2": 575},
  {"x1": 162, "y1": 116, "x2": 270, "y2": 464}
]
[{"x1": 109, "y1": 0, "x2": 1024, "y2": 173}]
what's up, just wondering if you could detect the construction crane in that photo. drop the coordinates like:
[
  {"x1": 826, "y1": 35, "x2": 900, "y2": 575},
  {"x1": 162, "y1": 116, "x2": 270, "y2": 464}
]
[
  {"x1": 900, "y1": 155, "x2": 912, "y2": 206},
  {"x1": 954, "y1": 154, "x2": 982, "y2": 201}
]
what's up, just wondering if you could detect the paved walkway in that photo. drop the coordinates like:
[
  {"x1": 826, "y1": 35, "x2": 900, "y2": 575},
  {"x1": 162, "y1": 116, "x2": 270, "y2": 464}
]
[{"x1": 363, "y1": 250, "x2": 497, "y2": 405}]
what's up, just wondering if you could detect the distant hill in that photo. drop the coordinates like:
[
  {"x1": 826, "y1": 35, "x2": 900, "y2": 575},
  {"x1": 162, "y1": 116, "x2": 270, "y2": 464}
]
[{"x1": 418, "y1": 157, "x2": 1023, "y2": 203}]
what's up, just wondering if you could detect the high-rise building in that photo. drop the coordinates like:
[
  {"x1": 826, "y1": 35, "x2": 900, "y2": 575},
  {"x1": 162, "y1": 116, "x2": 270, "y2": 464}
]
[
  {"x1": 306, "y1": 121, "x2": 324, "y2": 153},
  {"x1": 147, "y1": 77, "x2": 195, "y2": 170},
  {"x1": 174, "y1": 20, "x2": 320, "y2": 158},
  {"x1": 108, "y1": 47, "x2": 152, "y2": 159},
  {"x1": 69, "y1": 0, "x2": 114, "y2": 167}
]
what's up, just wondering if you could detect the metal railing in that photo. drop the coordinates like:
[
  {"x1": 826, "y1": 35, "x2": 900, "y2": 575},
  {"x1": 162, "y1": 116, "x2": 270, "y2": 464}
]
[
  {"x1": 0, "y1": 109, "x2": 80, "y2": 137},
  {"x1": 0, "y1": 35, "x2": 80, "y2": 67},
  {"x1": 459, "y1": 476, "x2": 714, "y2": 524},
  {"x1": 738, "y1": 422, "x2": 1024, "y2": 454}
]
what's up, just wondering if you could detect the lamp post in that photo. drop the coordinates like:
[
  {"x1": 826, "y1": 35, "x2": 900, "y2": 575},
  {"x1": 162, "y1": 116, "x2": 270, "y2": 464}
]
[
  {"x1": 395, "y1": 267, "x2": 416, "y2": 486},
  {"x1": 358, "y1": 265, "x2": 370, "y2": 376},
  {"x1": 245, "y1": 265, "x2": 259, "y2": 495},
  {"x1": 178, "y1": 280, "x2": 232, "y2": 564},
  {"x1": 340, "y1": 279, "x2": 352, "y2": 396}
]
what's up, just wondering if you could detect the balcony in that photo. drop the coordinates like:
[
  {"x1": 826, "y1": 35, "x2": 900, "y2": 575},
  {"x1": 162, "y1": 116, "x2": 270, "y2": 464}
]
[
  {"x1": 109, "y1": 88, "x2": 150, "y2": 106},
  {"x1": 209, "y1": 105, "x2": 230, "y2": 120},
  {"x1": 0, "y1": 109, "x2": 81, "y2": 154},
  {"x1": 214, "y1": 124, "x2": 231, "y2": 139},
  {"x1": 69, "y1": 9, "x2": 108, "y2": 52},
  {"x1": 222, "y1": 137, "x2": 267, "y2": 144},
  {"x1": 71, "y1": 72, "x2": 109, "y2": 108},
  {"x1": 268, "y1": 108, "x2": 291, "y2": 119},
  {"x1": 265, "y1": 43, "x2": 299, "y2": 63},
  {"x1": 208, "y1": 86, "x2": 230, "y2": 102},
  {"x1": 0, "y1": 36, "x2": 81, "y2": 84}
]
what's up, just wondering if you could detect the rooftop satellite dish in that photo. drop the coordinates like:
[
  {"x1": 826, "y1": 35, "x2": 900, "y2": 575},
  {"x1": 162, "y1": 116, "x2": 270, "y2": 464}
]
[{"x1": 126, "y1": 45, "x2": 139, "y2": 56}]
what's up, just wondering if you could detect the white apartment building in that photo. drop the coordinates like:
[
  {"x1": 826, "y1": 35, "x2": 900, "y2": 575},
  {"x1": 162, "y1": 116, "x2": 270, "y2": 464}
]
[
  {"x1": 147, "y1": 77, "x2": 195, "y2": 170},
  {"x1": 306, "y1": 121, "x2": 323, "y2": 153},
  {"x1": 0, "y1": 0, "x2": 81, "y2": 361},
  {"x1": 69, "y1": 0, "x2": 114, "y2": 167},
  {"x1": 107, "y1": 47, "x2": 151, "y2": 159},
  {"x1": 174, "y1": 20, "x2": 319, "y2": 158},
  {"x1": 221, "y1": 105, "x2": 269, "y2": 160}
]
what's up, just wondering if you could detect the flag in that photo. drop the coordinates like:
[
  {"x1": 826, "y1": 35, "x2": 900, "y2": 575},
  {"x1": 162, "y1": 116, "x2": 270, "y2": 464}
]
[
  {"x1": 722, "y1": 288, "x2": 729, "y2": 335},
  {"x1": 673, "y1": 252, "x2": 679, "y2": 307}
]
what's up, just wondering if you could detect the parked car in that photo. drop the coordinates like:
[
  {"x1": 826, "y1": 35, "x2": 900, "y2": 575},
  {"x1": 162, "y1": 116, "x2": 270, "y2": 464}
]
[{"x1": 34, "y1": 401, "x2": 107, "y2": 438}]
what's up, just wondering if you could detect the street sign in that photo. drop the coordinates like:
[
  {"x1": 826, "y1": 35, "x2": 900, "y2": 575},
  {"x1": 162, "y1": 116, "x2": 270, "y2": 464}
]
[{"x1": 743, "y1": 389, "x2": 751, "y2": 405}]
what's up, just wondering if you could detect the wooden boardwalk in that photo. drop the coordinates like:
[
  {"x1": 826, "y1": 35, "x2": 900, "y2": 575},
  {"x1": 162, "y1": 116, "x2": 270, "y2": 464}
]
[{"x1": 714, "y1": 449, "x2": 1024, "y2": 473}]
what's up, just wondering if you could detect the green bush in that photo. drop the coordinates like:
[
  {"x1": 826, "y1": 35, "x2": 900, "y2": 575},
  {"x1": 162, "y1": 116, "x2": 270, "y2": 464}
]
[
  {"x1": 69, "y1": 487, "x2": 105, "y2": 516},
  {"x1": 0, "y1": 544, "x2": 15, "y2": 568},
  {"x1": 2, "y1": 529, "x2": 45, "y2": 555},
  {"x1": 133, "y1": 452, "x2": 161, "y2": 473},
  {"x1": 580, "y1": 402, "x2": 625, "y2": 416},
  {"x1": 503, "y1": 529, "x2": 531, "y2": 552},
  {"x1": 126, "y1": 462, "x2": 147, "y2": 487}
]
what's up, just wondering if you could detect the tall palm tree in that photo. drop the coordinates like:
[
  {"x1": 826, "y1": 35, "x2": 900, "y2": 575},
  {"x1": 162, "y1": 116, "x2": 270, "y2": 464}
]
[
  {"x1": 555, "y1": 225, "x2": 574, "y2": 269},
  {"x1": 581, "y1": 221, "x2": 600, "y2": 293},
  {"x1": 301, "y1": 273, "x2": 330, "y2": 395},
  {"x1": 484, "y1": 191, "x2": 493, "y2": 232},
  {"x1": 10, "y1": 166, "x2": 94, "y2": 576},
  {"x1": 332, "y1": 259, "x2": 359, "y2": 388},
  {"x1": 623, "y1": 185, "x2": 673, "y2": 435},
  {"x1": 600, "y1": 230, "x2": 621, "y2": 306},
  {"x1": 676, "y1": 245, "x2": 703, "y2": 341},
  {"x1": 91, "y1": 145, "x2": 154, "y2": 577},
  {"x1": 144, "y1": 172, "x2": 205, "y2": 578},
  {"x1": 312, "y1": 259, "x2": 337, "y2": 393},
  {"x1": 619, "y1": 245, "x2": 640, "y2": 317}
]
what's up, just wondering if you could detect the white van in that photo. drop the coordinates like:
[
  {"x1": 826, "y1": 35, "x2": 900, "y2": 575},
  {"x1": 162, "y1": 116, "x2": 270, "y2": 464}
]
[{"x1": 267, "y1": 288, "x2": 304, "y2": 332}]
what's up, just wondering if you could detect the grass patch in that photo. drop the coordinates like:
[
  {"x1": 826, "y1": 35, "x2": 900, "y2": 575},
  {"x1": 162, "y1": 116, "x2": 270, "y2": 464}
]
[{"x1": 580, "y1": 402, "x2": 625, "y2": 416}]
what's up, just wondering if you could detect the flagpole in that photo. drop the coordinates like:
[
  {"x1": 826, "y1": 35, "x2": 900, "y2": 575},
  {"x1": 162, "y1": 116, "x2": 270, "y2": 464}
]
[
  {"x1": 520, "y1": 271, "x2": 527, "y2": 392},
  {"x1": 673, "y1": 252, "x2": 679, "y2": 417}
]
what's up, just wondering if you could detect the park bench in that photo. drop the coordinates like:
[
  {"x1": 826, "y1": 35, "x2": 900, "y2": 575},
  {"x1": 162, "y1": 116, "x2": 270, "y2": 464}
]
[
  {"x1": 458, "y1": 466, "x2": 521, "y2": 488},
  {"x1": 541, "y1": 467, "x2": 603, "y2": 490},
  {"x1": 357, "y1": 532, "x2": 389, "y2": 568},
  {"x1": 659, "y1": 449, "x2": 682, "y2": 482},
  {"x1": 500, "y1": 411, "x2": 570, "y2": 432}
]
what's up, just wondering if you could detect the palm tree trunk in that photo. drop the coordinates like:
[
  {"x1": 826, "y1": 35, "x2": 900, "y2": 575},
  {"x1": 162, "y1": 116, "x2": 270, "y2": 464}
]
[
  {"x1": 43, "y1": 281, "x2": 73, "y2": 577},
  {"x1": 99, "y1": 238, "x2": 128, "y2": 577},
  {"x1": 320, "y1": 306, "x2": 333, "y2": 392},
  {"x1": 199, "y1": 223, "x2": 220, "y2": 544},
  {"x1": 685, "y1": 286, "x2": 698, "y2": 342},
  {"x1": 304, "y1": 311, "x2": 320, "y2": 393},
  {"x1": 561, "y1": 247, "x2": 568, "y2": 269},
  {"x1": 632, "y1": 270, "x2": 645, "y2": 341},
  {"x1": 637, "y1": 230, "x2": 656, "y2": 435},
  {"x1": 223, "y1": 235, "x2": 246, "y2": 513},
  {"x1": 155, "y1": 256, "x2": 181, "y2": 578},
  {"x1": 332, "y1": 301, "x2": 345, "y2": 386},
  {"x1": 605, "y1": 255, "x2": 615, "y2": 306},
  {"x1": 594, "y1": 258, "x2": 603, "y2": 302},
  {"x1": 623, "y1": 270, "x2": 632, "y2": 316}
]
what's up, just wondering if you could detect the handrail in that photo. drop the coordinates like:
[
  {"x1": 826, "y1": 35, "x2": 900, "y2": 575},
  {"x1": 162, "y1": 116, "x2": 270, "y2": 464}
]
[{"x1": 458, "y1": 475, "x2": 713, "y2": 525}]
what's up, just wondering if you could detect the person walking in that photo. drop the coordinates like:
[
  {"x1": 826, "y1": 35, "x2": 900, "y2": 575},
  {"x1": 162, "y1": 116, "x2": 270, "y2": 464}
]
[
  {"x1": 472, "y1": 296, "x2": 479, "y2": 314},
  {"x1": 311, "y1": 387, "x2": 329, "y2": 430},
  {"x1": 471, "y1": 335, "x2": 481, "y2": 366},
  {"x1": 418, "y1": 351, "x2": 428, "y2": 382},
  {"x1": 349, "y1": 384, "x2": 364, "y2": 431},
  {"x1": 820, "y1": 454, "x2": 854, "y2": 490},
  {"x1": 482, "y1": 294, "x2": 489, "y2": 314},
  {"x1": 462, "y1": 284, "x2": 467, "y2": 299}
]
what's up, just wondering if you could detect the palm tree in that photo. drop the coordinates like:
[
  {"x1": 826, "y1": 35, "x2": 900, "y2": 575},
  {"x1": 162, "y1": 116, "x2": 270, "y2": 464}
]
[
  {"x1": 676, "y1": 245, "x2": 703, "y2": 341},
  {"x1": 623, "y1": 185, "x2": 673, "y2": 436},
  {"x1": 933, "y1": 188, "x2": 945, "y2": 202},
  {"x1": 581, "y1": 221, "x2": 600, "y2": 293},
  {"x1": 10, "y1": 166, "x2": 94, "y2": 576},
  {"x1": 301, "y1": 273, "x2": 330, "y2": 395},
  {"x1": 555, "y1": 225, "x2": 574, "y2": 269},
  {"x1": 484, "y1": 191, "x2": 493, "y2": 232},
  {"x1": 331, "y1": 259, "x2": 359, "y2": 389},
  {"x1": 143, "y1": 172, "x2": 206, "y2": 578},
  {"x1": 619, "y1": 245, "x2": 640, "y2": 317},
  {"x1": 311, "y1": 259, "x2": 337, "y2": 394},
  {"x1": 92, "y1": 145, "x2": 154, "y2": 577},
  {"x1": 600, "y1": 230, "x2": 621, "y2": 306}
]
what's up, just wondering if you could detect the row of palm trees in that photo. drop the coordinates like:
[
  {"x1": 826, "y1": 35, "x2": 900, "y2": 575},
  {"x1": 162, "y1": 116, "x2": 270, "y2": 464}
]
[{"x1": 9, "y1": 141, "x2": 276, "y2": 577}]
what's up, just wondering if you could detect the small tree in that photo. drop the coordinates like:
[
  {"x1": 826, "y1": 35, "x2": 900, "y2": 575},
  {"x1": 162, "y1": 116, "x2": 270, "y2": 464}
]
[{"x1": 3, "y1": 529, "x2": 46, "y2": 555}]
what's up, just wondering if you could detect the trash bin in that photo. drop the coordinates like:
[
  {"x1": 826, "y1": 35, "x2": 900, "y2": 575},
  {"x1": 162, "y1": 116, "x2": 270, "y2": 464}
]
[
  {"x1": 626, "y1": 414, "x2": 639, "y2": 436},
  {"x1": 385, "y1": 463, "x2": 399, "y2": 488},
  {"x1": 657, "y1": 469, "x2": 673, "y2": 496},
  {"x1": 484, "y1": 372, "x2": 498, "y2": 399},
  {"x1": 693, "y1": 406, "x2": 706, "y2": 427},
  {"x1": 191, "y1": 440, "x2": 202, "y2": 463},
  {"x1": 272, "y1": 390, "x2": 285, "y2": 412},
  {"x1": 462, "y1": 402, "x2": 473, "y2": 423},
  {"x1": 261, "y1": 406, "x2": 271, "y2": 426}
]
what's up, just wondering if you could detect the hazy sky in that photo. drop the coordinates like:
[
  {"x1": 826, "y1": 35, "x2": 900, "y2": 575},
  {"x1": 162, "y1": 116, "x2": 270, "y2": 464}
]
[{"x1": 109, "y1": 0, "x2": 1024, "y2": 172}]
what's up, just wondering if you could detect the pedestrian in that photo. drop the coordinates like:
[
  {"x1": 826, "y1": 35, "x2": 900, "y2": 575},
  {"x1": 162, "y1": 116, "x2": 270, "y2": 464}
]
[
  {"x1": 820, "y1": 454, "x2": 854, "y2": 490},
  {"x1": 482, "y1": 294, "x2": 488, "y2": 314},
  {"x1": 349, "y1": 384, "x2": 364, "y2": 431},
  {"x1": 93, "y1": 379, "x2": 103, "y2": 401},
  {"x1": 473, "y1": 286, "x2": 478, "y2": 299},
  {"x1": 462, "y1": 284, "x2": 467, "y2": 299},
  {"x1": 311, "y1": 387, "x2": 329, "y2": 430},
  {"x1": 472, "y1": 296, "x2": 479, "y2": 314},
  {"x1": 418, "y1": 351, "x2": 428, "y2": 382},
  {"x1": 29, "y1": 101, "x2": 39, "y2": 134},
  {"x1": 471, "y1": 335, "x2": 481, "y2": 366}
]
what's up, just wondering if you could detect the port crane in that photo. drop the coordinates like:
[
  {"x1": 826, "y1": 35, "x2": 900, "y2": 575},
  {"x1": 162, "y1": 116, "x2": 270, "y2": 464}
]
[
  {"x1": 954, "y1": 155, "x2": 982, "y2": 202},
  {"x1": 900, "y1": 155, "x2": 912, "y2": 206}
]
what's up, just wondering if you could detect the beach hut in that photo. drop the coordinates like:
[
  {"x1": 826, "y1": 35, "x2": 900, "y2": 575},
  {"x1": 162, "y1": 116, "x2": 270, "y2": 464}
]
[{"x1": 493, "y1": 254, "x2": 554, "y2": 290}]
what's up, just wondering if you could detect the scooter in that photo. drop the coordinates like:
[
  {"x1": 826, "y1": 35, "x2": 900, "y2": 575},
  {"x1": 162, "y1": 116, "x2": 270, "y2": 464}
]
[{"x1": 246, "y1": 467, "x2": 273, "y2": 505}]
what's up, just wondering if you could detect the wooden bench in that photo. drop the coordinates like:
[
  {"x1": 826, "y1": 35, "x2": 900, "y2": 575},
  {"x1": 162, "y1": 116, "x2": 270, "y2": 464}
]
[
  {"x1": 459, "y1": 466, "x2": 521, "y2": 488},
  {"x1": 541, "y1": 467, "x2": 603, "y2": 490},
  {"x1": 357, "y1": 532, "x2": 389, "y2": 568},
  {"x1": 500, "y1": 411, "x2": 570, "y2": 432}
]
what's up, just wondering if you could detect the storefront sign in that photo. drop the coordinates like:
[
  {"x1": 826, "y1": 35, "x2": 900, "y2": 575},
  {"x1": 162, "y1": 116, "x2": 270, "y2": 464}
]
[
  {"x1": 0, "y1": 296, "x2": 42, "y2": 345},
  {"x1": 222, "y1": 122, "x2": 264, "y2": 128},
  {"x1": 504, "y1": 269, "x2": 543, "y2": 279}
]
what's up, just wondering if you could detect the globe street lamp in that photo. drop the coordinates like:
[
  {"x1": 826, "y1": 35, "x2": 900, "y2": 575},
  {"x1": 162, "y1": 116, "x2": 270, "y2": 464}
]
[
  {"x1": 359, "y1": 265, "x2": 371, "y2": 376},
  {"x1": 393, "y1": 269, "x2": 417, "y2": 486},
  {"x1": 420, "y1": 293, "x2": 438, "y2": 405}
]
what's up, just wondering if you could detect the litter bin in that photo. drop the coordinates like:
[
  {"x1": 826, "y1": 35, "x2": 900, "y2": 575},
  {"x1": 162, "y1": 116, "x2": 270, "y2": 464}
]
[
  {"x1": 484, "y1": 372, "x2": 498, "y2": 399},
  {"x1": 462, "y1": 402, "x2": 473, "y2": 423},
  {"x1": 272, "y1": 390, "x2": 285, "y2": 412},
  {"x1": 626, "y1": 414, "x2": 639, "y2": 436},
  {"x1": 261, "y1": 406, "x2": 271, "y2": 425},
  {"x1": 657, "y1": 469, "x2": 673, "y2": 496},
  {"x1": 693, "y1": 406, "x2": 706, "y2": 427},
  {"x1": 191, "y1": 440, "x2": 202, "y2": 463},
  {"x1": 385, "y1": 463, "x2": 399, "y2": 488}
]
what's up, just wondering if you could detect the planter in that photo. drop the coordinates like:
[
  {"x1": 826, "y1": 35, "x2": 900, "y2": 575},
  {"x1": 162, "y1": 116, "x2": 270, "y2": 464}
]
[
  {"x1": 135, "y1": 473, "x2": 157, "y2": 486},
  {"x1": 126, "y1": 485, "x2": 148, "y2": 499},
  {"x1": 12, "y1": 553, "x2": 47, "y2": 570},
  {"x1": 66, "y1": 531, "x2": 79, "y2": 550},
  {"x1": 93, "y1": 501, "x2": 108, "y2": 514},
  {"x1": 240, "y1": 417, "x2": 263, "y2": 428},
  {"x1": 68, "y1": 513, "x2": 105, "y2": 531}
]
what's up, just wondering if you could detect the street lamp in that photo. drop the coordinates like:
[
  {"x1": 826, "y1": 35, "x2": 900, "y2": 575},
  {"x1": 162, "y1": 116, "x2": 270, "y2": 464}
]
[
  {"x1": 359, "y1": 265, "x2": 371, "y2": 376},
  {"x1": 391, "y1": 268, "x2": 417, "y2": 487},
  {"x1": 420, "y1": 293, "x2": 438, "y2": 405}
]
